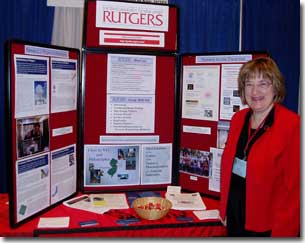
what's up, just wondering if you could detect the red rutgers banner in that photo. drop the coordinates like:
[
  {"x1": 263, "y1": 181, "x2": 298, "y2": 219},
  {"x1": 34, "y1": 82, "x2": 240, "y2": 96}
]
[{"x1": 84, "y1": 0, "x2": 178, "y2": 51}]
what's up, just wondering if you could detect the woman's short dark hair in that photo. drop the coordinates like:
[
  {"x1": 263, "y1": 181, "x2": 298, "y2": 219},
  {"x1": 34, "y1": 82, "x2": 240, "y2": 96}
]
[{"x1": 238, "y1": 57, "x2": 286, "y2": 105}]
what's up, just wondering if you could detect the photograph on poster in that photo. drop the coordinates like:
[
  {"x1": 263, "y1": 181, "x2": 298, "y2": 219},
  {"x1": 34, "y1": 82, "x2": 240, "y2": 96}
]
[
  {"x1": 34, "y1": 80, "x2": 47, "y2": 105},
  {"x1": 84, "y1": 145, "x2": 140, "y2": 186},
  {"x1": 217, "y1": 120, "x2": 230, "y2": 149},
  {"x1": 16, "y1": 115, "x2": 49, "y2": 159},
  {"x1": 179, "y1": 148, "x2": 212, "y2": 177}
]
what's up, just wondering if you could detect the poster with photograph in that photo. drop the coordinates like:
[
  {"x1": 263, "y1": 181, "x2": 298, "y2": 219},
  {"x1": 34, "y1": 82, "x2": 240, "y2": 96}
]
[
  {"x1": 179, "y1": 148, "x2": 212, "y2": 178},
  {"x1": 84, "y1": 145, "x2": 140, "y2": 186},
  {"x1": 14, "y1": 54, "x2": 49, "y2": 118},
  {"x1": 16, "y1": 115, "x2": 50, "y2": 159}
]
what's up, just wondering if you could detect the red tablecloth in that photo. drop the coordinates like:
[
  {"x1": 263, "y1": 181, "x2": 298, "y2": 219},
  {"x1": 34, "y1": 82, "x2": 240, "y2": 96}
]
[{"x1": 0, "y1": 193, "x2": 227, "y2": 237}]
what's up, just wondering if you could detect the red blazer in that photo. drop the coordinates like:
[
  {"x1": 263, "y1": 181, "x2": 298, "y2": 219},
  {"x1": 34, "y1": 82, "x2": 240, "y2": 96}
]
[{"x1": 219, "y1": 103, "x2": 300, "y2": 237}]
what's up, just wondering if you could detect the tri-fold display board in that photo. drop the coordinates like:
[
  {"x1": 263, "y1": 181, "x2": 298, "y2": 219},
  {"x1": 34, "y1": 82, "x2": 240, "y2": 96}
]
[
  {"x1": 6, "y1": 40, "x2": 80, "y2": 227},
  {"x1": 178, "y1": 52, "x2": 269, "y2": 198}
]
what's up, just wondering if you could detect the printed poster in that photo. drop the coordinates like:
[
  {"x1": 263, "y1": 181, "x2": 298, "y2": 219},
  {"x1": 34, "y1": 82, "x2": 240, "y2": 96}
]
[
  {"x1": 84, "y1": 145, "x2": 140, "y2": 186},
  {"x1": 182, "y1": 65, "x2": 220, "y2": 121}
]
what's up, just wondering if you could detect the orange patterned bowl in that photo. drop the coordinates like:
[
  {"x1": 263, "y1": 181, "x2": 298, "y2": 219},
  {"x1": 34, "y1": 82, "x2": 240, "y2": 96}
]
[{"x1": 132, "y1": 197, "x2": 172, "y2": 220}]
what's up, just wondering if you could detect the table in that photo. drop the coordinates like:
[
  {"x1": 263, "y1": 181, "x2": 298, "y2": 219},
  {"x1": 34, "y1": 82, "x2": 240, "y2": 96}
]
[{"x1": 0, "y1": 193, "x2": 227, "y2": 237}]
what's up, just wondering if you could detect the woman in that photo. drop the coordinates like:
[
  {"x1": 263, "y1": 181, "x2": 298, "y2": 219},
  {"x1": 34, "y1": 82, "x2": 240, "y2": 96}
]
[{"x1": 219, "y1": 57, "x2": 300, "y2": 237}]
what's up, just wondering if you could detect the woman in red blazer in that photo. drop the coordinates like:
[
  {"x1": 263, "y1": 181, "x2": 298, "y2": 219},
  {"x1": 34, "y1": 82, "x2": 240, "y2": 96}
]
[{"x1": 219, "y1": 57, "x2": 300, "y2": 237}]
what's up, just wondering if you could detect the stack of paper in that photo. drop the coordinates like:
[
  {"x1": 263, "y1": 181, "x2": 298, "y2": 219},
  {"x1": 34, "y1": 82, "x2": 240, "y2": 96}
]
[
  {"x1": 165, "y1": 192, "x2": 206, "y2": 211},
  {"x1": 193, "y1": 209, "x2": 220, "y2": 220},
  {"x1": 38, "y1": 217, "x2": 70, "y2": 228}
]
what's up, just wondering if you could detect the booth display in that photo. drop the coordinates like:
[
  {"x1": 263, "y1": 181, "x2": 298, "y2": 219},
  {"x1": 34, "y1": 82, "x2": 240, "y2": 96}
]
[
  {"x1": 178, "y1": 52, "x2": 269, "y2": 197},
  {"x1": 4, "y1": 1, "x2": 270, "y2": 237}
]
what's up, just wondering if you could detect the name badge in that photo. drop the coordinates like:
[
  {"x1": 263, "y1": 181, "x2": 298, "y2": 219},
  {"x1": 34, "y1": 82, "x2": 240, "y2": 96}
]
[{"x1": 232, "y1": 157, "x2": 247, "y2": 178}]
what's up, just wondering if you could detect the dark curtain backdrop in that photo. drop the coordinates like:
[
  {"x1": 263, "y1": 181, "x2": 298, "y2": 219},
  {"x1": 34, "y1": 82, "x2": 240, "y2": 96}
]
[
  {"x1": 242, "y1": 0, "x2": 300, "y2": 113},
  {"x1": 169, "y1": 0, "x2": 240, "y2": 53},
  {"x1": 0, "y1": 0, "x2": 54, "y2": 193}
]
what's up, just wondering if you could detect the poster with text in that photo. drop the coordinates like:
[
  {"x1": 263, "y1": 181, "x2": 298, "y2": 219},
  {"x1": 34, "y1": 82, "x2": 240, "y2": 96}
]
[
  {"x1": 141, "y1": 143, "x2": 172, "y2": 185},
  {"x1": 182, "y1": 65, "x2": 220, "y2": 121},
  {"x1": 51, "y1": 58, "x2": 78, "y2": 113},
  {"x1": 106, "y1": 95, "x2": 155, "y2": 133},
  {"x1": 16, "y1": 153, "x2": 50, "y2": 222},
  {"x1": 107, "y1": 53, "x2": 156, "y2": 95},
  {"x1": 220, "y1": 64, "x2": 248, "y2": 120},
  {"x1": 51, "y1": 144, "x2": 77, "y2": 204},
  {"x1": 208, "y1": 147, "x2": 223, "y2": 192}
]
